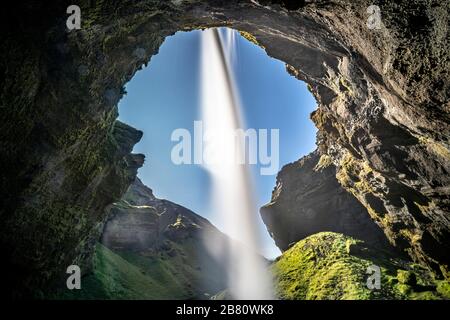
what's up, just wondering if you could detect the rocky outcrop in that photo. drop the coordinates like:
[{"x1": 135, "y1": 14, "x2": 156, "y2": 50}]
[
  {"x1": 261, "y1": 151, "x2": 391, "y2": 251},
  {"x1": 0, "y1": 113, "x2": 143, "y2": 298},
  {"x1": 60, "y1": 178, "x2": 230, "y2": 299},
  {"x1": 102, "y1": 178, "x2": 229, "y2": 255},
  {"x1": 1, "y1": 0, "x2": 449, "y2": 297}
]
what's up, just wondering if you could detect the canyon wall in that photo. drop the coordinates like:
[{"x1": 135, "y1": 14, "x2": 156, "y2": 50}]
[
  {"x1": 261, "y1": 151, "x2": 391, "y2": 251},
  {"x1": 0, "y1": 0, "x2": 448, "y2": 297}
]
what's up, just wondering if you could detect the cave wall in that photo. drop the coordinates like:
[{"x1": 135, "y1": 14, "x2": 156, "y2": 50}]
[
  {"x1": 261, "y1": 151, "x2": 392, "y2": 251},
  {"x1": 0, "y1": 0, "x2": 449, "y2": 297}
]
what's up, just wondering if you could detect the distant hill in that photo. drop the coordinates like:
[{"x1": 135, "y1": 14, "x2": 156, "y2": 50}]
[{"x1": 59, "y1": 178, "x2": 231, "y2": 299}]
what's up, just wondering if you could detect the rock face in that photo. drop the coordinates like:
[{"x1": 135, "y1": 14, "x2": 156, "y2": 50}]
[
  {"x1": 102, "y1": 178, "x2": 212, "y2": 251},
  {"x1": 261, "y1": 151, "x2": 391, "y2": 251},
  {"x1": 102, "y1": 178, "x2": 230, "y2": 261},
  {"x1": 1, "y1": 0, "x2": 449, "y2": 297},
  {"x1": 58, "y1": 178, "x2": 229, "y2": 299}
]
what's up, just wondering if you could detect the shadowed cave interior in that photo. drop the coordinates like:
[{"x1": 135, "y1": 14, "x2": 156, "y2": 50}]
[{"x1": 0, "y1": 1, "x2": 449, "y2": 300}]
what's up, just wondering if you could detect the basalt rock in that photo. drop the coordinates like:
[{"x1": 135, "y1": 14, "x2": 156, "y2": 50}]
[
  {"x1": 0, "y1": 0, "x2": 449, "y2": 297},
  {"x1": 261, "y1": 151, "x2": 391, "y2": 251}
]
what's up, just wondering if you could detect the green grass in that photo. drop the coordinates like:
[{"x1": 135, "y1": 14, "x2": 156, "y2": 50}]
[
  {"x1": 115, "y1": 241, "x2": 209, "y2": 299},
  {"x1": 56, "y1": 232, "x2": 450, "y2": 300},
  {"x1": 56, "y1": 243, "x2": 173, "y2": 299},
  {"x1": 272, "y1": 232, "x2": 449, "y2": 300},
  {"x1": 55, "y1": 238, "x2": 225, "y2": 300}
]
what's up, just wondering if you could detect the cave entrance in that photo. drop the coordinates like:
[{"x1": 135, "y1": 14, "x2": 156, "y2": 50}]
[
  {"x1": 116, "y1": 27, "x2": 317, "y2": 298},
  {"x1": 118, "y1": 27, "x2": 317, "y2": 258}
]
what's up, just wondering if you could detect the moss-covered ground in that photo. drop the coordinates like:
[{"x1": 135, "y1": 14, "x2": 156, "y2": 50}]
[
  {"x1": 54, "y1": 241, "x2": 218, "y2": 300},
  {"x1": 56, "y1": 232, "x2": 449, "y2": 300},
  {"x1": 55, "y1": 244, "x2": 169, "y2": 299},
  {"x1": 272, "y1": 232, "x2": 450, "y2": 300}
]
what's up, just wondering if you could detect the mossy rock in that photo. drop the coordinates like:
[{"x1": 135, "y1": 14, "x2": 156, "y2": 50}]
[
  {"x1": 239, "y1": 31, "x2": 264, "y2": 48},
  {"x1": 272, "y1": 232, "x2": 447, "y2": 300},
  {"x1": 397, "y1": 270, "x2": 417, "y2": 285},
  {"x1": 436, "y1": 281, "x2": 450, "y2": 299}
]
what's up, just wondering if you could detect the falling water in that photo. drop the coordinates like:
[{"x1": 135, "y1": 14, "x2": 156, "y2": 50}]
[{"x1": 200, "y1": 28, "x2": 273, "y2": 299}]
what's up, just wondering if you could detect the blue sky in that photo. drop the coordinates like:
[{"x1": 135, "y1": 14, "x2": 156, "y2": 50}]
[{"x1": 118, "y1": 28, "x2": 317, "y2": 259}]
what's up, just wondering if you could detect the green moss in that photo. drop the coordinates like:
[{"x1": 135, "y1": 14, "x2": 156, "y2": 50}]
[
  {"x1": 335, "y1": 153, "x2": 389, "y2": 227},
  {"x1": 418, "y1": 136, "x2": 450, "y2": 160},
  {"x1": 327, "y1": 74, "x2": 354, "y2": 99},
  {"x1": 408, "y1": 291, "x2": 441, "y2": 300},
  {"x1": 396, "y1": 283, "x2": 412, "y2": 295},
  {"x1": 314, "y1": 154, "x2": 333, "y2": 171},
  {"x1": 272, "y1": 232, "x2": 392, "y2": 300},
  {"x1": 336, "y1": 153, "x2": 358, "y2": 187},
  {"x1": 336, "y1": 153, "x2": 375, "y2": 194},
  {"x1": 339, "y1": 77, "x2": 354, "y2": 96},
  {"x1": 436, "y1": 280, "x2": 450, "y2": 299},
  {"x1": 239, "y1": 31, "x2": 264, "y2": 48},
  {"x1": 440, "y1": 265, "x2": 450, "y2": 280},
  {"x1": 397, "y1": 270, "x2": 417, "y2": 285},
  {"x1": 272, "y1": 232, "x2": 447, "y2": 300},
  {"x1": 53, "y1": 243, "x2": 171, "y2": 300},
  {"x1": 399, "y1": 229, "x2": 422, "y2": 245},
  {"x1": 53, "y1": 237, "x2": 224, "y2": 300}
]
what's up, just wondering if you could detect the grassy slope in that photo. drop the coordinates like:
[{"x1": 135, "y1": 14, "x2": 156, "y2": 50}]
[
  {"x1": 272, "y1": 232, "x2": 450, "y2": 300},
  {"x1": 57, "y1": 239, "x2": 224, "y2": 300},
  {"x1": 57, "y1": 243, "x2": 171, "y2": 299},
  {"x1": 115, "y1": 239, "x2": 225, "y2": 300},
  {"x1": 58, "y1": 232, "x2": 450, "y2": 300},
  {"x1": 55, "y1": 178, "x2": 229, "y2": 300}
]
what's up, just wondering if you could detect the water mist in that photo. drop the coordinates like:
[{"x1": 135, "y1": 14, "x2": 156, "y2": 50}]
[{"x1": 200, "y1": 28, "x2": 273, "y2": 300}]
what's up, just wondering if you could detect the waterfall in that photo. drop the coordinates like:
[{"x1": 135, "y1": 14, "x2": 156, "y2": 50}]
[{"x1": 200, "y1": 28, "x2": 273, "y2": 300}]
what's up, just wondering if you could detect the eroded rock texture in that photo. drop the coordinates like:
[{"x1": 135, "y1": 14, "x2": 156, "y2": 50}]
[
  {"x1": 261, "y1": 151, "x2": 391, "y2": 251},
  {"x1": 102, "y1": 178, "x2": 228, "y2": 254},
  {"x1": 0, "y1": 0, "x2": 449, "y2": 297}
]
